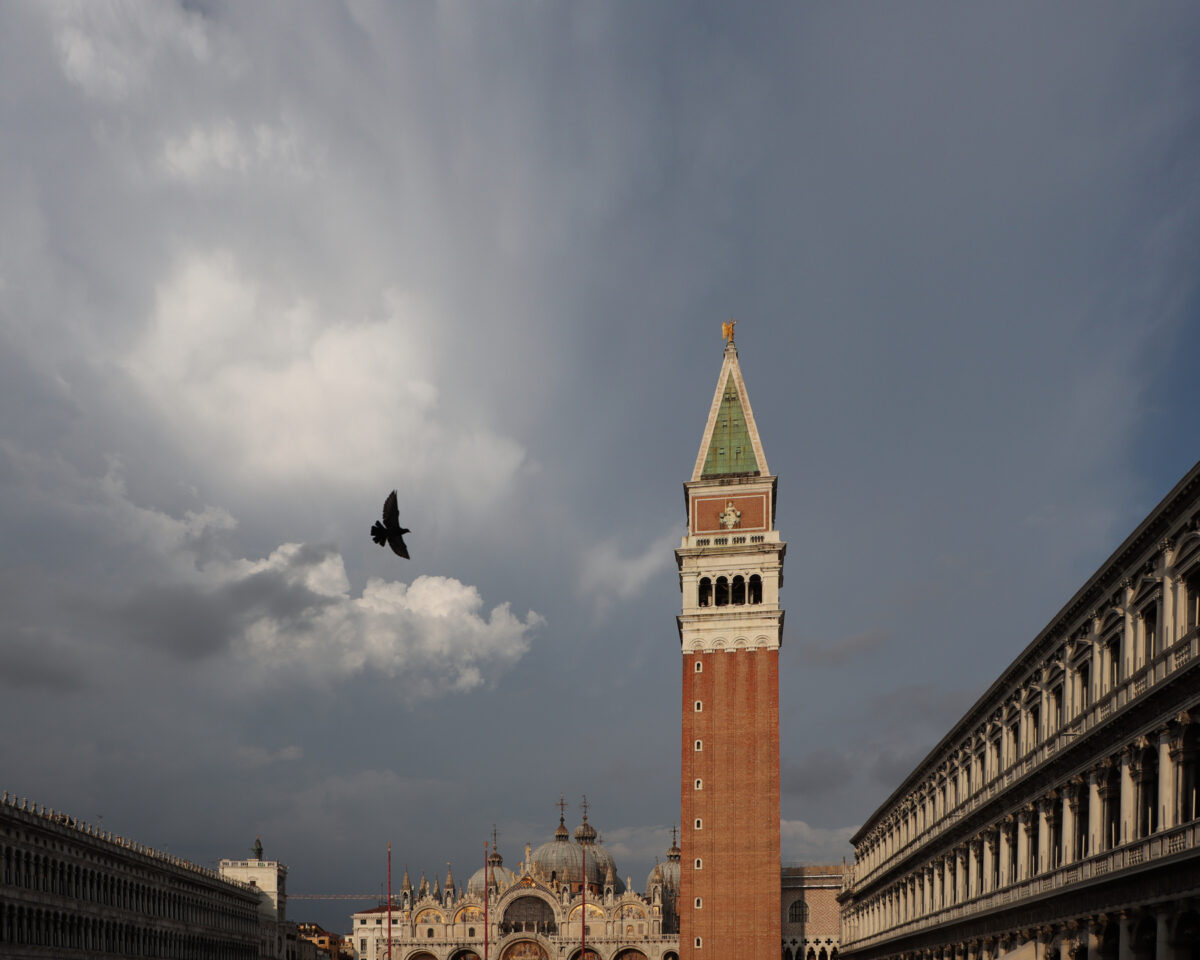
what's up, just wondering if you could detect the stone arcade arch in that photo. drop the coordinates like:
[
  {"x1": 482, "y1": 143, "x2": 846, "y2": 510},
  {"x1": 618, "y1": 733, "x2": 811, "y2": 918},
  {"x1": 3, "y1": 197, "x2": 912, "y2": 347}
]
[
  {"x1": 501, "y1": 895, "x2": 557, "y2": 937},
  {"x1": 500, "y1": 940, "x2": 551, "y2": 960}
]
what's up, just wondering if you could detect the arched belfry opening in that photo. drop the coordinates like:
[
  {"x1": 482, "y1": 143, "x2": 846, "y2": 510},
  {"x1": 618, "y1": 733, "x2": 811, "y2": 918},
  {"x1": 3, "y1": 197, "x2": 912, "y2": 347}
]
[
  {"x1": 749, "y1": 574, "x2": 762, "y2": 604},
  {"x1": 732, "y1": 575, "x2": 745, "y2": 605}
]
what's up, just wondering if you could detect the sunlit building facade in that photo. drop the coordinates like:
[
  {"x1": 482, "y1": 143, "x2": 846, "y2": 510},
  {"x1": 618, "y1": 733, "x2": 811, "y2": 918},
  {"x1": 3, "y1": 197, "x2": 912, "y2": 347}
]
[
  {"x1": 839, "y1": 463, "x2": 1200, "y2": 960},
  {"x1": 348, "y1": 809, "x2": 680, "y2": 960}
]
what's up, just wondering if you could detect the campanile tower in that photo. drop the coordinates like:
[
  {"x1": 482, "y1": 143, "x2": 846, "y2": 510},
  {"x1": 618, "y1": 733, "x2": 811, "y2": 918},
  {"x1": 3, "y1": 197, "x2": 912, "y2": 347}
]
[{"x1": 678, "y1": 331, "x2": 784, "y2": 959}]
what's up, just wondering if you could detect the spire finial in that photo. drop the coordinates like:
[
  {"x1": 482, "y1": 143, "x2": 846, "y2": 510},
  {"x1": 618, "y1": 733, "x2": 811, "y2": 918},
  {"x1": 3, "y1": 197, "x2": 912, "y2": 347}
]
[
  {"x1": 722, "y1": 318, "x2": 738, "y2": 342},
  {"x1": 557, "y1": 795, "x2": 567, "y2": 824},
  {"x1": 580, "y1": 794, "x2": 589, "y2": 821}
]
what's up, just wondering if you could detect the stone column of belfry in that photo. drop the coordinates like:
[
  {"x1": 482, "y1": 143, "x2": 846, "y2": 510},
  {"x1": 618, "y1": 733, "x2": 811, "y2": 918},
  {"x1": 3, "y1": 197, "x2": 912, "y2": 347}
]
[{"x1": 677, "y1": 334, "x2": 784, "y2": 960}]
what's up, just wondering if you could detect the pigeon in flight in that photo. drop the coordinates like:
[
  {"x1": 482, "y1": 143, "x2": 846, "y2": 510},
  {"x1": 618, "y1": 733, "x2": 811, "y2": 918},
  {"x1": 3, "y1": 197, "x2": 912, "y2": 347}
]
[{"x1": 371, "y1": 490, "x2": 410, "y2": 559}]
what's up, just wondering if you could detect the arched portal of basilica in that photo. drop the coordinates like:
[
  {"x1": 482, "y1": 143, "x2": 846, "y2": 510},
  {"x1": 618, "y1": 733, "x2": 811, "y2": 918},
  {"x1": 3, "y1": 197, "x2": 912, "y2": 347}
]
[{"x1": 499, "y1": 940, "x2": 550, "y2": 960}]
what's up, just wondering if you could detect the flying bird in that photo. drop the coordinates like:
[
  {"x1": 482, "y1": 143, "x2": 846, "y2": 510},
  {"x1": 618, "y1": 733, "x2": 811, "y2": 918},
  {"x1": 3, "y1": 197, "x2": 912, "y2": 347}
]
[{"x1": 371, "y1": 490, "x2": 410, "y2": 558}]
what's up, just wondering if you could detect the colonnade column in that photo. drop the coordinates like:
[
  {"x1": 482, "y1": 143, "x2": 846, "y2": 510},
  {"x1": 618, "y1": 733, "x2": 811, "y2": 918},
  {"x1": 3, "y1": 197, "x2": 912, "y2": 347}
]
[
  {"x1": 1017, "y1": 809, "x2": 1031, "y2": 880},
  {"x1": 1085, "y1": 918, "x2": 1102, "y2": 960},
  {"x1": 1058, "y1": 927, "x2": 1073, "y2": 960},
  {"x1": 998, "y1": 819, "x2": 1011, "y2": 887},
  {"x1": 968, "y1": 839, "x2": 979, "y2": 898},
  {"x1": 1037, "y1": 799, "x2": 1052, "y2": 874},
  {"x1": 1061, "y1": 785, "x2": 1077, "y2": 865},
  {"x1": 1118, "y1": 911, "x2": 1134, "y2": 960},
  {"x1": 1160, "y1": 549, "x2": 1176, "y2": 647},
  {"x1": 982, "y1": 832, "x2": 995, "y2": 894},
  {"x1": 1170, "y1": 725, "x2": 1191, "y2": 825},
  {"x1": 1158, "y1": 729, "x2": 1175, "y2": 830},
  {"x1": 1120, "y1": 751, "x2": 1136, "y2": 845},
  {"x1": 1156, "y1": 908, "x2": 1173, "y2": 960}
]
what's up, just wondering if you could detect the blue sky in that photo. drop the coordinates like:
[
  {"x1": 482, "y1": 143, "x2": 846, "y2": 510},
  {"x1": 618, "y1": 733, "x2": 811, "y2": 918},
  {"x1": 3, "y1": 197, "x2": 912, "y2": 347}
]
[{"x1": 2, "y1": 0, "x2": 1199, "y2": 933}]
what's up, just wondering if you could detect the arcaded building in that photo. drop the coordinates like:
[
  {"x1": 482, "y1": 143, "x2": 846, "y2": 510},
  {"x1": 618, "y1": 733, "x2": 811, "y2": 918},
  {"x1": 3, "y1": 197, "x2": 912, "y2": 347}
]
[
  {"x1": 0, "y1": 792, "x2": 262, "y2": 958},
  {"x1": 838, "y1": 463, "x2": 1200, "y2": 960}
]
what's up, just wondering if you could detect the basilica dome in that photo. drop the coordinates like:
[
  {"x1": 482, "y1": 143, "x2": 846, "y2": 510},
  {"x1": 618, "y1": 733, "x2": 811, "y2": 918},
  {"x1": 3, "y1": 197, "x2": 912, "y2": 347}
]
[
  {"x1": 467, "y1": 849, "x2": 517, "y2": 896},
  {"x1": 529, "y1": 812, "x2": 624, "y2": 893},
  {"x1": 647, "y1": 831, "x2": 681, "y2": 893}
]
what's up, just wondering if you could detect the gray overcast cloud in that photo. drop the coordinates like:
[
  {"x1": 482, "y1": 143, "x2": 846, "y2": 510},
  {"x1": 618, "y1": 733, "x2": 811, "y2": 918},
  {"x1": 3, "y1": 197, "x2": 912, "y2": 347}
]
[{"x1": 2, "y1": 0, "x2": 1199, "y2": 932}]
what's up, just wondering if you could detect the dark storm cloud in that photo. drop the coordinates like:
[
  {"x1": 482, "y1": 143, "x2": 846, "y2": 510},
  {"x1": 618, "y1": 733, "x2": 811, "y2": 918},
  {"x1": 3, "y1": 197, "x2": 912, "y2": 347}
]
[
  {"x1": 867, "y1": 684, "x2": 978, "y2": 731},
  {"x1": 114, "y1": 583, "x2": 240, "y2": 659},
  {"x1": 782, "y1": 750, "x2": 854, "y2": 798},
  {"x1": 869, "y1": 745, "x2": 936, "y2": 793},
  {"x1": 111, "y1": 547, "x2": 337, "y2": 661},
  {"x1": 0, "y1": 627, "x2": 87, "y2": 692},
  {"x1": 794, "y1": 630, "x2": 887, "y2": 667}
]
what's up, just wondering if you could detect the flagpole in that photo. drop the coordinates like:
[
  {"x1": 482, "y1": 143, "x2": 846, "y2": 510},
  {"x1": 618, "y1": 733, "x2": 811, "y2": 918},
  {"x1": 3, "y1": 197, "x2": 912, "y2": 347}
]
[
  {"x1": 582, "y1": 841, "x2": 587, "y2": 960},
  {"x1": 387, "y1": 842, "x2": 393, "y2": 960},
  {"x1": 484, "y1": 841, "x2": 490, "y2": 960}
]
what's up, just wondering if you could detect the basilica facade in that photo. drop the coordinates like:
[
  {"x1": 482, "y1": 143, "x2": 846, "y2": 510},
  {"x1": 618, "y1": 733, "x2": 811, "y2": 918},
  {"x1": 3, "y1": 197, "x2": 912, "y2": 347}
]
[{"x1": 348, "y1": 807, "x2": 681, "y2": 960}]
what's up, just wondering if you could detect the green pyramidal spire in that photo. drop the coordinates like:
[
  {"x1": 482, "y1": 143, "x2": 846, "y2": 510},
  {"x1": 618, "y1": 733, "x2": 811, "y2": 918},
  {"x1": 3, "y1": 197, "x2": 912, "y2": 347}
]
[
  {"x1": 692, "y1": 337, "x2": 768, "y2": 481},
  {"x1": 700, "y1": 372, "x2": 757, "y2": 477}
]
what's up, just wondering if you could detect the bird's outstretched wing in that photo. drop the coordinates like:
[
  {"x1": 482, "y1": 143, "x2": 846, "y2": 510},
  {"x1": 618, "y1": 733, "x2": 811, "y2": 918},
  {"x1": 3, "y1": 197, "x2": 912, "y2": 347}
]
[
  {"x1": 371, "y1": 490, "x2": 411, "y2": 558},
  {"x1": 381, "y1": 490, "x2": 399, "y2": 529}
]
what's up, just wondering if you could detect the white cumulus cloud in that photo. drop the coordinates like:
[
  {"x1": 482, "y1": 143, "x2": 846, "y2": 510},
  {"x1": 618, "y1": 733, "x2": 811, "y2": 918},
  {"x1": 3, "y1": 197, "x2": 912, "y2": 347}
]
[
  {"x1": 124, "y1": 251, "x2": 528, "y2": 505},
  {"x1": 227, "y1": 545, "x2": 542, "y2": 695}
]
